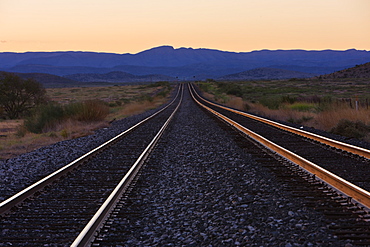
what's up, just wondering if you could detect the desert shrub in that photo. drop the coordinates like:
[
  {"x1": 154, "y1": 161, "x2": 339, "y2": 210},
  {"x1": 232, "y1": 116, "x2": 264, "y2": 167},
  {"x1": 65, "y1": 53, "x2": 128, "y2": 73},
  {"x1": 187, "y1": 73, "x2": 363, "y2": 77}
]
[
  {"x1": 60, "y1": 129, "x2": 69, "y2": 138},
  {"x1": 15, "y1": 125, "x2": 27, "y2": 137},
  {"x1": 206, "y1": 79, "x2": 216, "y2": 82},
  {"x1": 316, "y1": 96, "x2": 334, "y2": 111},
  {"x1": 226, "y1": 85, "x2": 243, "y2": 97},
  {"x1": 0, "y1": 72, "x2": 48, "y2": 119},
  {"x1": 198, "y1": 82, "x2": 214, "y2": 93},
  {"x1": 24, "y1": 100, "x2": 108, "y2": 133},
  {"x1": 157, "y1": 90, "x2": 169, "y2": 98},
  {"x1": 48, "y1": 132, "x2": 58, "y2": 138},
  {"x1": 138, "y1": 94, "x2": 153, "y2": 102},
  {"x1": 214, "y1": 81, "x2": 244, "y2": 98},
  {"x1": 281, "y1": 95, "x2": 296, "y2": 104},
  {"x1": 147, "y1": 81, "x2": 170, "y2": 88},
  {"x1": 258, "y1": 96, "x2": 282, "y2": 110},
  {"x1": 64, "y1": 102, "x2": 83, "y2": 118},
  {"x1": 121, "y1": 98, "x2": 131, "y2": 104},
  {"x1": 70, "y1": 100, "x2": 109, "y2": 122},
  {"x1": 24, "y1": 103, "x2": 64, "y2": 133},
  {"x1": 330, "y1": 119, "x2": 370, "y2": 139}
]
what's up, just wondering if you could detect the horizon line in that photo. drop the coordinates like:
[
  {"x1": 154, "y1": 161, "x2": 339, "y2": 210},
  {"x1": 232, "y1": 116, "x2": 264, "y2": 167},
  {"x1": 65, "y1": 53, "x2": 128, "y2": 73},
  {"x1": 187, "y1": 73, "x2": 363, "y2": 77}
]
[{"x1": 1, "y1": 46, "x2": 369, "y2": 55}]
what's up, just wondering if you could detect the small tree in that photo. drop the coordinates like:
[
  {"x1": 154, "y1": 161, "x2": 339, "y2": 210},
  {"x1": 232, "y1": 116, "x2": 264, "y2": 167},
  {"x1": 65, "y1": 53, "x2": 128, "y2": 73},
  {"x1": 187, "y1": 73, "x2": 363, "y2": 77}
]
[{"x1": 0, "y1": 72, "x2": 48, "y2": 119}]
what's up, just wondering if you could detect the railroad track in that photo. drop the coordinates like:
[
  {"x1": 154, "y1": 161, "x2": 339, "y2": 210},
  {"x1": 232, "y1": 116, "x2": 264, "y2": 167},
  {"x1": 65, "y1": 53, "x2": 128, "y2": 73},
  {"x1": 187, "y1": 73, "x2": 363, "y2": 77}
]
[
  {"x1": 189, "y1": 83, "x2": 370, "y2": 245},
  {"x1": 1, "y1": 82, "x2": 370, "y2": 246},
  {"x1": 0, "y1": 84, "x2": 183, "y2": 246}
]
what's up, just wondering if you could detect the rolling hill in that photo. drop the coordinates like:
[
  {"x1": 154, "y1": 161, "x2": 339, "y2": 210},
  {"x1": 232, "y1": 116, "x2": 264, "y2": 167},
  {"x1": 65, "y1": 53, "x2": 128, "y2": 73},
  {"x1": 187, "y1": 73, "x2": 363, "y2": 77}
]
[
  {"x1": 64, "y1": 71, "x2": 175, "y2": 83},
  {"x1": 1, "y1": 72, "x2": 78, "y2": 87},
  {"x1": 318, "y1": 62, "x2": 370, "y2": 79},
  {"x1": 1, "y1": 46, "x2": 370, "y2": 80},
  {"x1": 218, "y1": 67, "x2": 315, "y2": 80}
]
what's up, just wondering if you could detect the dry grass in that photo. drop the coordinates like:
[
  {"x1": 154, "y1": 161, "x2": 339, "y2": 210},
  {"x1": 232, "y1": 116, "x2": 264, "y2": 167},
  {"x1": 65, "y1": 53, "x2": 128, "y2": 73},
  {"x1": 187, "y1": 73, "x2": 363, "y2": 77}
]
[
  {"x1": 0, "y1": 120, "x2": 110, "y2": 159},
  {"x1": 0, "y1": 120, "x2": 22, "y2": 136},
  {"x1": 0, "y1": 131, "x2": 61, "y2": 159},
  {"x1": 315, "y1": 106, "x2": 370, "y2": 131},
  {"x1": 233, "y1": 101, "x2": 316, "y2": 126},
  {"x1": 202, "y1": 92, "x2": 216, "y2": 102},
  {"x1": 46, "y1": 85, "x2": 160, "y2": 104},
  {"x1": 108, "y1": 95, "x2": 168, "y2": 120},
  {"x1": 0, "y1": 84, "x2": 172, "y2": 160},
  {"x1": 224, "y1": 96, "x2": 246, "y2": 110},
  {"x1": 202, "y1": 92, "x2": 370, "y2": 141}
]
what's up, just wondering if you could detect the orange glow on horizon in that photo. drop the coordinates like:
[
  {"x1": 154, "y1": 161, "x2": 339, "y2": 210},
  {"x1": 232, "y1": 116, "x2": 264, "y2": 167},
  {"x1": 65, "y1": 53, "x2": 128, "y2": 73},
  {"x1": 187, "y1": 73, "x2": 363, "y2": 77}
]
[{"x1": 1, "y1": 0, "x2": 369, "y2": 54}]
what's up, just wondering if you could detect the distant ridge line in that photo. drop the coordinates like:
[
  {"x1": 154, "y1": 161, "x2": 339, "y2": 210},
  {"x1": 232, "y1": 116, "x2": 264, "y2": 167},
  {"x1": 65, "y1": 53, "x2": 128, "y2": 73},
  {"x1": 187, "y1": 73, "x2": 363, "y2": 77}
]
[{"x1": 1, "y1": 46, "x2": 370, "y2": 80}]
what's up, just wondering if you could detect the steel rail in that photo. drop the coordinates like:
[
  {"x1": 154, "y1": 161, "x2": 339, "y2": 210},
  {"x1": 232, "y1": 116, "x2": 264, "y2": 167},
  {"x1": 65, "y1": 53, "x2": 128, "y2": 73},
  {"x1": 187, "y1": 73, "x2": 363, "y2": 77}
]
[
  {"x1": 71, "y1": 84, "x2": 184, "y2": 247},
  {"x1": 0, "y1": 85, "x2": 182, "y2": 216},
  {"x1": 189, "y1": 84, "x2": 370, "y2": 210},
  {"x1": 190, "y1": 83, "x2": 370, "y2": 159}
]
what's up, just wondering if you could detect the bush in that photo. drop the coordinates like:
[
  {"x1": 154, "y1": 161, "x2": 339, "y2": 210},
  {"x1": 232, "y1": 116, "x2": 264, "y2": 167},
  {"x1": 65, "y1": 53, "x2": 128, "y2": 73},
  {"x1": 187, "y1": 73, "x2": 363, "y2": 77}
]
[
  {"x1": 288, "y1": 103, "x2": 315, "y2": 112},
  {"x1": 24, "y1": 103, "x2": 64, "y2": 133},
  {"x1": 63, "y1": 100, "x2": 109, "y2": 122},
  {"x1": 214, "y1": 82, "x2": 244, "y2": 98},
  {"x1": 147, "y1": 81, "x2": 170, "y2": 88},
  {"x1": 258, "y1": 96, "x2": 282, "y2": 110},
  {"x1": 0, "y1": 72, "x2": 48, "y2": 119},
  {"x1": 330, "y1": 119, "x2": 370, "y2": 139},
  {"x1": 138, "y1": 94, "x2": 153, "y2": 102},
  {"x1": 157, "y1": 90, "x2": 169, "y2": 98},
  {"x1": 198, "y1": 82, "x2": 214, "y2": 93},
  {"x1": 73, "y1": 100, "x2": 109, "y2": 122},
  {"x1": 281, "y1": 95, "x2": 296, "y2": 104},
  {"x1": 24, "y1": 100, "x2": 109, "y2": 133}
]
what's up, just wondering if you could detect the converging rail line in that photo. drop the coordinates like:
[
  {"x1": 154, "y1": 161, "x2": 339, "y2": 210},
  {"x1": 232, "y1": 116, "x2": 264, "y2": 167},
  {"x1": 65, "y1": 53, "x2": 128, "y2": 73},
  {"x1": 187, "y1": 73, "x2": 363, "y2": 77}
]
[
  {"x1": 189, "y1": 83, "x2": 370, "y2": 244},
  {"x1": 88, "y1": 83, "x2": 370, "y2": 246},
  {"x1": 189, "y1": 83, "x2": 370, "y2": 209},
  {"x1": 1, "y1": 82, "x2": 370, "y2": 246},
  {"x1": 0, "y1": 84, "x2": 183, "y2": 245}
]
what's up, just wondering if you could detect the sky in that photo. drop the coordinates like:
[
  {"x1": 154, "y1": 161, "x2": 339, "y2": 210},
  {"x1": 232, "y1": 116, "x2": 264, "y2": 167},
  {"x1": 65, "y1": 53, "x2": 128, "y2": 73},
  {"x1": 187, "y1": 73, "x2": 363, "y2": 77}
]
[{"x1": 1, "y1": 0, "x2": 370, "y2": 54}]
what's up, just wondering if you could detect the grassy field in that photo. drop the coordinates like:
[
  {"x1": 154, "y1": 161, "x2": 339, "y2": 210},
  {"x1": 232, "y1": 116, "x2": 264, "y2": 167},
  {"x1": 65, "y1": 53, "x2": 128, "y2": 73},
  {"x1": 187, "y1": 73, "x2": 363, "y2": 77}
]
[
  {"x1": 0, "y1": 83, "x2": 173, "y2": 159},
  {"x1": 196, "y1": 79, "x2": 370, "y2": 141}
]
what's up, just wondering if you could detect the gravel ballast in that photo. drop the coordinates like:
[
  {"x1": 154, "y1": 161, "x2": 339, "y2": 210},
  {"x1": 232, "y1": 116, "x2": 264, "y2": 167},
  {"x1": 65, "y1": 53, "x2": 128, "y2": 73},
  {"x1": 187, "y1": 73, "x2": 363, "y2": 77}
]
[
  {"x1": 0, "y1": 105, "x2": 166, "y2": 202},
  {"x1": 96, "y1": 88, "x2": 352, "y2": 246},
  {"x1": 0, "y1": 86, "x2": 359, "y2": 246}
]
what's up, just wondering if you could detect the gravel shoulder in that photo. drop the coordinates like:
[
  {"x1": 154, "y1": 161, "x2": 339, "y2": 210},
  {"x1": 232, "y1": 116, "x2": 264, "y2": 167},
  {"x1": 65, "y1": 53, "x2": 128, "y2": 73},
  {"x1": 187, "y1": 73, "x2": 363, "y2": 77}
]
[
  {"x1": 0, "y1": 86, "x2": 357, "y2": 246},
  {"x1": 98, "y1": 87, "x2": 352, "y2": 246},
  {"x1": 0, "y1": 103, "x2": 168, "y2": 202}
]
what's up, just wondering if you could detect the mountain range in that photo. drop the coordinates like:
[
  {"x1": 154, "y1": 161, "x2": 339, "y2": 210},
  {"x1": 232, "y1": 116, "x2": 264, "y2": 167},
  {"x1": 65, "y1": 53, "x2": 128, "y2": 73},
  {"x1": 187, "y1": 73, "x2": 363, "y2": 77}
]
[
  {"x1": 1, "y1": 46, "x2": 370, "y2": 83},
  {"x1": 317, "y1": 62, "x2": 370, "y2": 79},
  {"x1": 219, "y1": 68, "x2": 315, "y2": 80}
]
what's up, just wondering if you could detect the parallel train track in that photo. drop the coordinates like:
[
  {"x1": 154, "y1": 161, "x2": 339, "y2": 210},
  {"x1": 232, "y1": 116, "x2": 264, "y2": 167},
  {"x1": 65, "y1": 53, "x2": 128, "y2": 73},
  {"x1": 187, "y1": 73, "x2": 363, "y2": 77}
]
[
  {"x1": 1, "y1": 82, "x2": 370, "y2": 246},
  {"x1": 0, "y1": 85, "x2": 183, "y2": 246},
  {"x1": 88, "y1": 84, "x2": 370, "y2": 246},
  {"x1": 189, "y1": 83, "x2": 370, "y2": 245}
]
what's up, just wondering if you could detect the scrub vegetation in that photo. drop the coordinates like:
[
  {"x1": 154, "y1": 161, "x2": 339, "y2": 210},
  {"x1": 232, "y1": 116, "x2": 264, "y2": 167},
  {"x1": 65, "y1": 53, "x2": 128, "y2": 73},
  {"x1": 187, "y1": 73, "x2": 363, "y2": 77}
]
[
  {"x1": 0, "y1": 81, "x2": 172, "y2": 159},
  {"x1": 196, "y1": 79, "x2": 370, "y2": 141}
]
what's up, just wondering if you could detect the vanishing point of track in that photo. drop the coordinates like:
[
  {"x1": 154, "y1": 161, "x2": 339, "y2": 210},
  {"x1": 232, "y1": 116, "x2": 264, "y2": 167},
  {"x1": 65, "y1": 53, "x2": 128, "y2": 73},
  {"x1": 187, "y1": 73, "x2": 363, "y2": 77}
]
[{"x1": 1, "y1": 82, "x2": 370, "y2": 246}]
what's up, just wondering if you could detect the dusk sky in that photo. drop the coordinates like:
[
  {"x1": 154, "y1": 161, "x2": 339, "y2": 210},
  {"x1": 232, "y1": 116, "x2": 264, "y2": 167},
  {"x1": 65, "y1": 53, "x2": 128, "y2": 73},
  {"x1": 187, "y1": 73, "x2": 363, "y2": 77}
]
[{"x1": 1, "y1": 0, "x2": 369, "y2": 54}]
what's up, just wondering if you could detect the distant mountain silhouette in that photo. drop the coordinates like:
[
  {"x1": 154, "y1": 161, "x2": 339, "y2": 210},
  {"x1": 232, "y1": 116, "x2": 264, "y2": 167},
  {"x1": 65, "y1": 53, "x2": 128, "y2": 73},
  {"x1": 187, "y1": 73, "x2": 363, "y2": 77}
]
[
  {"x1": 317, "y1": 62, "x2": 370, "y2": 79},
  {"x1": 65, "y1": 71, "x2": 175, "y2": 83},
  {"x1": 2, "y1": 72, "x2": 78, "y2": 87},
  {"x1": 1, "y1": 46, "x2": 370, "y2": 80},
  {"x1": 219, "y1": 68, "x2": 315, "y2": 80}
]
